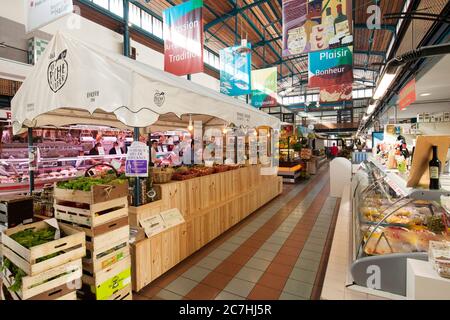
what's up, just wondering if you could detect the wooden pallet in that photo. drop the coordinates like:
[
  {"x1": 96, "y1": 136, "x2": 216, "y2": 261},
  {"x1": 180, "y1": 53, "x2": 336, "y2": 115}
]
[
  {"x1": 80, "y1": 257, "x2": 131, "y2": 300},
  {"x1": 1, "y1": 221, "x2": 86, "y2": 276},
  {"x1": 54, "y1": 197, "x2": 128, "y2": 230},
  {"x1": 1, "y1": 259, "x2": 82, "y2": 300},
  {"x1": 53, "y1": 181, "x2": 129, "y2": 205}
]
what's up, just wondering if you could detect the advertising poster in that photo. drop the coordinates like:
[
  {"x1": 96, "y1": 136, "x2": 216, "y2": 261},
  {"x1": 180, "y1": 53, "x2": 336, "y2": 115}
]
[
  {"x1": 125, "y1": 142, "x2": 149, "y2": 177},
  {"x1": 251, "y1": 67, "x2": 278, "y2": 108},
  {"x1": 25, "y1": 0, "x2": 73, "y2": 33},
  {"x1": 219, "y1": 44, "x2": 252, "y2": 96},
  {"x1": 163, "y1": 0, "x2": 204, "y2": 76},
  {"x1": 308, "y1": 46, "x2": 353, "y2": 103},
  {"x1": 282, "y1": 0, "x2": 353, "y2": 56}
]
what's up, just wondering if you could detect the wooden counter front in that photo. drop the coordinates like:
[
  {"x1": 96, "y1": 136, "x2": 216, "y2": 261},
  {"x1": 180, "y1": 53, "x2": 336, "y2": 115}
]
[{"x1": 130, "y1": 165, "x2": 283, "y2": 291}]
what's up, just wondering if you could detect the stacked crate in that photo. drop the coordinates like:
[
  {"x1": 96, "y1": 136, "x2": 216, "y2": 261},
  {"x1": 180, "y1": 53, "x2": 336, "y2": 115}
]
[
  {"x1": 53, "y1": 181, "x2": 132, "y2": 300},
  {"x1": 1, "y1": 221, "x2": 85, "y2": 300}
]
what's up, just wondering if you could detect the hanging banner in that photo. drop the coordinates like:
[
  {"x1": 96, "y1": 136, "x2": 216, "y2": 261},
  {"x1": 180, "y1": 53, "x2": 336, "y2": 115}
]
[
  {"x1": 398, "y1": 78, "x2": 416, "y2": 110},
  {"x1": 251, "y1": 67, "x2": 278, "y2": 108},
  {"x1": 282, "y1": 0, "x2": 353, "y2": 57},
  {"x1": 308, "y1": 46, "x2": 353, "y2": 103},
  {"x1": 25, "y1": 0, "x2": 73, "y2": 33},
  {"x1": 219, "y1": 44, "x2": 252, "y2": 96},
  {"x1": 163, "y1": 0, "x2": 204, "y2": 76}
]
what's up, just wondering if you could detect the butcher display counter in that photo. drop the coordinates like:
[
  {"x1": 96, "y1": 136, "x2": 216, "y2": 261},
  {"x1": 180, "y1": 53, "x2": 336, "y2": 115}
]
[
  {"x1": 0, "y1": 154, "x2": 126, "y2": 195},
  {"x1": 350, "y1": 160, "x2": 450, "y2": 296}
]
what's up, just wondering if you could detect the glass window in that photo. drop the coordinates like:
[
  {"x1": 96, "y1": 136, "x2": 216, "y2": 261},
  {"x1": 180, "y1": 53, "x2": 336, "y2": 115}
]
[
  {"x1": 203, "y1": 49, "x2": 208, "y2": 63},
  {"x1": 153, "y1": 18, "x2": 163, "y2": 39},
  {"x1": 93, "y1": 0, "x2": 109, "y2": 10},
  {"x1": 110, "y1": 0, "x2": 123, "y2": 17},
  {"x1": 365, "y1": 88, "x2": 373, "y2": 98},
  {"x1": 141, "y1": 11, "x2": 152, "y2": 33},
  {"x1": 129, "y1": 3, "x2": 141, "y2": 27},
  {"x1": 299, "y1": 95, "x2": 305, "y2": 103},
  {"x1": 294, "y1": 96, "x2": 300, "y2": 104},
  {"x1": 214, "y1": 55, "x2": 220, "y2": 69}
]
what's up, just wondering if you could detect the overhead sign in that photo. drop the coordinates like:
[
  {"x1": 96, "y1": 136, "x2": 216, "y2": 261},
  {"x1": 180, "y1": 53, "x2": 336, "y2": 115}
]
[
  {"x1": 282, "y1": 0, "x2": 353, "y2": 57},
  {"x1": 25, "y1": 0, "x2": 73, "y2": 33},
  {"x1": 219, "y1": 44, "x2": 252, "y2": 96},
  {"x1": 125, "y1": 141, "x2": 149, "y2": 177},
  {"x1": 251, "y1": 67, "x2": 278, "y2": 108},
  {"x1": 308, "y1": 46, "x2": 353, "y2": 103},
  {"x1": 398, "y1": 78, "x2": 416, "y2": 110},
  {"x1": 163, "y1": 0, "x2": 204, "y2": 76}
]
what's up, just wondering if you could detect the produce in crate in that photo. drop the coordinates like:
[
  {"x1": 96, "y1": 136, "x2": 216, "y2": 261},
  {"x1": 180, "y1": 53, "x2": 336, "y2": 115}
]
[
  {"x1": 1, "y1": 226, "x2": 63, "y2": 292},
  {"x1": 57, "y1": 174, "x2": 127, "y2": 191}
]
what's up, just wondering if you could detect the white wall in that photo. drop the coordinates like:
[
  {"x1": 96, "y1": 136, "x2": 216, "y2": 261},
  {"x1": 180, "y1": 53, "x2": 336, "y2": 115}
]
[{"x1": 0, "y1": 0, "x2": 220, "y2": 91}]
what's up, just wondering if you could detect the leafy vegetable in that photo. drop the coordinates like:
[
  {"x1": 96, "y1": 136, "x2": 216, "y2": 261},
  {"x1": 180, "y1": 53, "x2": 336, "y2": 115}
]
[{"x1": 57, "y1": 175, "x2": 127, "y2": 191}]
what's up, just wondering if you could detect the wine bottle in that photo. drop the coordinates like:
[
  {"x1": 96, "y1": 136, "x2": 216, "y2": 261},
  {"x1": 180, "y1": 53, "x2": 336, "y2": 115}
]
[
  {"x1": 334, "y1": 4, "x2": 349, "y2": 36},
  {"x1": 429, "y1": 145, "x2": 440, "y2": 190}
]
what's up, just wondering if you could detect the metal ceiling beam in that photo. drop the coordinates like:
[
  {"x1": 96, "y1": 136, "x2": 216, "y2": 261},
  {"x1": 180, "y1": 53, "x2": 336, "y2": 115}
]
[
  {"x1": 354, "y1": 50, "x2": 386, "y2": 57},
  {"x1": 354, "y1": 23, "x2": 396, "y2": 32},
  {"x1": 204, "y1": 0, "x2": 269, "y2": 30}
]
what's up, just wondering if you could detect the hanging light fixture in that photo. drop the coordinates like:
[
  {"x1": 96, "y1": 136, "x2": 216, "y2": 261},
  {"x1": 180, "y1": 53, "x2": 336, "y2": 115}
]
[{"x1": 187, "y1": 114, "x2": 193, "y2": 131}]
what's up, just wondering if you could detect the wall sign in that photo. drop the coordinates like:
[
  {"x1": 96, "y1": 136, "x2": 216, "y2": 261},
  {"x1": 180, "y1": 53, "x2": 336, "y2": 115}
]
[
  {"x1": 25, "y1": 0, "x2": 73, "y2": 33},
  {"x1": 163, "y1": 0, "x2": 204, "y2": 76},
  {"x1": 125, "y1": 141, "x2": 149, "y2": 177}
]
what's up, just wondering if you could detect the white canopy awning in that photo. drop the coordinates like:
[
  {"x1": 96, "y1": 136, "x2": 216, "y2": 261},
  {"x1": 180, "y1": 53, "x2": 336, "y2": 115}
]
[{"x1": 11, "y1": 32, "x2": 280, "y2": 135}]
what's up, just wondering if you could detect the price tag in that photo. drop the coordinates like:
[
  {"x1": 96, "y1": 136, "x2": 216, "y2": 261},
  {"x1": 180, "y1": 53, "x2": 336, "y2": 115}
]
[
  {"x1": 111, "y1": 159, "x2": 122, "y2": 171},
  {"x1": 385, "y1": 176, "x2": 408, "y2": 197}
]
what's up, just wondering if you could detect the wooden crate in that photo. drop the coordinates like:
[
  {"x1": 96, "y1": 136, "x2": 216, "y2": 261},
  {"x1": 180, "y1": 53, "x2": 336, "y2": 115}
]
[
  {"x1": 53, "y1": 181, "x2": 129, "y2": 205},
  {"x1": 78, "y1": 284, "x2": 132, "y2": 300},
  {"x1": 80, "y1": 257, "x2": 131, "y2": 300},
  {"x1": 128, "y1": 200, "x2": 162, "y2": 227},
  {"x1": 83, "y1": 238, "x2": 130, "y2": 274},
  {"x1": 54, "y1": 196, "x2": 128, "y2": 230},
  {"x1": 56, "y1": 291, "x2": 77, "y2": 300},
  {"x1": 0, "y1": 195, "x2": 34, "y2": 228},
  {"x1": 1, "y1": 259, "x2": 82, "y2": 300},
  {"x1": 1, "y1": 221, "x2": 86, "y2": 276}
]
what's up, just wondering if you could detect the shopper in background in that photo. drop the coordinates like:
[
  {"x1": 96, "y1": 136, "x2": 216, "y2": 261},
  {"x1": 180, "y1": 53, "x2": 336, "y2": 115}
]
[
  {"x1": 109, "y1": 142, "x2": 124, "y2": 155},
  {"x1": 89, "y1": 142, "x2": 102, "y2": 156},
  {"x1": 151, "y1": 140, "x2": 161, "y2": 166},
  {"x1": 330, "y1": 143, "x2": 339, "y2": 159},
  {"x1": 170, "y1": 140, "x2": 182, "y2": 166}
]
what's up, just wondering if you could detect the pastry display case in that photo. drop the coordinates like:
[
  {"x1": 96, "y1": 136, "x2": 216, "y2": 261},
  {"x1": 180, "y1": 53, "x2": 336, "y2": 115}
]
[{"x1": 350, "y1": 160, "x2": 450, "y2": 296}]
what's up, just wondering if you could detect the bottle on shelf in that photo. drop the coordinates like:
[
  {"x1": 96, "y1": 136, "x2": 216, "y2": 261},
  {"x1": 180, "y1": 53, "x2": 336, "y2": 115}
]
[
  {"x1": 334, "y1": 3, "x2": 350, "y2": 36},
  {"x1": 429, "y1": 145, "x2": 441, "y2": 190}
]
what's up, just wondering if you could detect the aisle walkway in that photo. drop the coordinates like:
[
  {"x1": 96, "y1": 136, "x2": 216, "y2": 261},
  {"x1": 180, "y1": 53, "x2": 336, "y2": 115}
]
[{"x1": 134, "y1": 164, "x2": 339, "y2": 300}]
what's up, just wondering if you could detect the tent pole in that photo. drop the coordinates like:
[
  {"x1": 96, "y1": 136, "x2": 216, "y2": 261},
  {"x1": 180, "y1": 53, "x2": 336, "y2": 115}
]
[
  {"x1": 28, "y1": 127, "x2": 34, "y2": 194},
  {"x1": 133, "y1": 127, "x2": 140, "y2": 206}
]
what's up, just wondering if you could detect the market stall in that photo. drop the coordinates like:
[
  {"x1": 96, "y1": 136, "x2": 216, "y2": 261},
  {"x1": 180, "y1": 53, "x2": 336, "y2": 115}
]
[{"x1": 6, "y1": 31, "x2": 282, "y2": 298}]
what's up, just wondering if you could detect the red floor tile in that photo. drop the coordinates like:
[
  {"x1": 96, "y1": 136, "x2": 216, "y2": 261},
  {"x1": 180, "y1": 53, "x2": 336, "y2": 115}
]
[
  {"x1": 247, "y1": 284, "x2": 281, "y2": 300},
  {"x1": 185, "y1": 283, "x2": 221, "y2": 300}
]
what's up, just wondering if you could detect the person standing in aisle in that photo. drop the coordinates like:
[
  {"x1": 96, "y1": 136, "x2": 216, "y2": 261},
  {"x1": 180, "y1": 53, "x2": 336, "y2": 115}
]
[{"x1": 330, "y1": 143, "x2": 339, "y2": 159}]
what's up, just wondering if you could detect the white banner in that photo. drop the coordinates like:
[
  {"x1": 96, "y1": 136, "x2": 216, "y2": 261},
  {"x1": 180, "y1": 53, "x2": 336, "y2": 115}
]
[{"x1": 25, "y1": 0, "x2": 73, "y2": 32}]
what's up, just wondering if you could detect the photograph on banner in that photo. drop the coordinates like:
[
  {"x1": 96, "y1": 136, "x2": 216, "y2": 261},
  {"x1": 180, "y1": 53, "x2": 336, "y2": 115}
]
[
  {"x1": 219, "y1": 44, "x2": 252, "y2": 96},
  {"x1": 308, "y1": 46, "x2": 353, "y2": 103},
  {"x1": 163, "y1": 0, "x2": 204, "y2": 76},
  {"x1": 282, "y1": 0, "x2": 353, "y2": 57},
  {"x1": 25, "y1": 0, "x2": 73, "y2": 33},
  {"x1": 251, "y1": 67, "x2": 278, "y2": 108}
]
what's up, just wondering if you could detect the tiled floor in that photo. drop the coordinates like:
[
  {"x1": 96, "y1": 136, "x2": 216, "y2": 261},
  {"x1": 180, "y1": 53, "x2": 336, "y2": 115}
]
[{"x1": 134, "y1": 164, "x2": 339, "y2": 300}]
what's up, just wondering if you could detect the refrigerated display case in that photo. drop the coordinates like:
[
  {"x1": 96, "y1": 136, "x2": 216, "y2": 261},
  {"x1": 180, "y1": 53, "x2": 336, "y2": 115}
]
[{"x1": 350, "y1": 159, "x2": 450, "y2": 296}]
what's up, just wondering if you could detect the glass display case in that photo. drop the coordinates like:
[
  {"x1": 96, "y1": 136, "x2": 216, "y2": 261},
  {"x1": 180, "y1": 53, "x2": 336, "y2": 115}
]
[{"x1": 350, "y1": 160, "x2": 450, "y2": 296}]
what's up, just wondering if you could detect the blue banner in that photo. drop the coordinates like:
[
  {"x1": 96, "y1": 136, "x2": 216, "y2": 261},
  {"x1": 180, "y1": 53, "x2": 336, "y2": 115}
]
[{"x1": 219, "y1": 43, "x2": 252, "y2": 96}]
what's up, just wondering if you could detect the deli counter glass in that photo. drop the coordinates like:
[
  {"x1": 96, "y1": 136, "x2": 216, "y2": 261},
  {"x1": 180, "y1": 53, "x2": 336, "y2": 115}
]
[{"x1": 350, "y1": 160, "x2": 450, "y2": 296}]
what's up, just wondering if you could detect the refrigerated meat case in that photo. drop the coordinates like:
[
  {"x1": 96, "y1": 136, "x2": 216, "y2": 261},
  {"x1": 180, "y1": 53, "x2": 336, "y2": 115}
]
[
  {"x1": 0, "y1": 145, "x2": 127, "y2": 195},
  {"x1": 350, "y1": 159, "x2": 450, "y2": 296}
]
